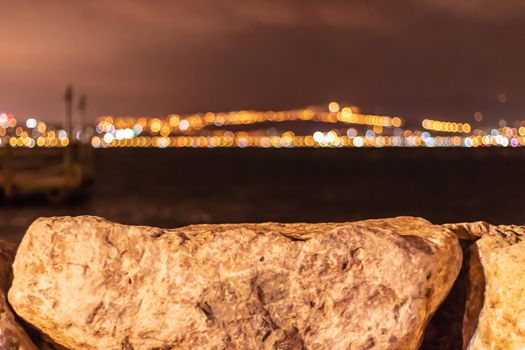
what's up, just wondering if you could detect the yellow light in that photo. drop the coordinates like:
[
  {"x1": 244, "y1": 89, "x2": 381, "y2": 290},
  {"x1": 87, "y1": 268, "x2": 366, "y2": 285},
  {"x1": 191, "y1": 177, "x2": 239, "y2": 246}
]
[
  {"x1": 91, "y1": 136, "x2": 101, "y2": 148},
  {"x1": 392, "y1": 117, "x2": 402, "y2": 127},
  {"x1": 328, "y1": 102, "x2": 340, "y2": 113},
  {"x1": 150, "y1": 118, "x2": 162, "y2": 133},
  {"x1": 341, "y1": 107, "x2": 353, "y2": 119},
  {"x1": 160, "y1": 125, "x2": 171, "y2": 137},
  {"x1": 168, "y1": 115, "x2": 180, "y2": 127},
  {"x1": 37, "y1": 122, "x2": 47, "y2": 134}
]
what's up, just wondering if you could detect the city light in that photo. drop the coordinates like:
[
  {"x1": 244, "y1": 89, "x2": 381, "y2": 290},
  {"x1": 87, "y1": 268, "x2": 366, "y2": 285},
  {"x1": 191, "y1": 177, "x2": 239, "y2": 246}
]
[
  {"x1": 2, "y1": 103, "x2": 525, "y2": 149},
  {"x1": 422, "y1": 119, "x2": 471, "y2": 133},
  {"x1": 0, "y1": 114, "x2": 70, "y2": 148}
]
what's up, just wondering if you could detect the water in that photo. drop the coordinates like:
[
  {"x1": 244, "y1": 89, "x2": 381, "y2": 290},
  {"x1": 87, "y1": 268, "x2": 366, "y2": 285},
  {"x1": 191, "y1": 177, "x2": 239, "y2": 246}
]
[{"x1": 1, "y1": 147, "x2": 523, "y2": 242}]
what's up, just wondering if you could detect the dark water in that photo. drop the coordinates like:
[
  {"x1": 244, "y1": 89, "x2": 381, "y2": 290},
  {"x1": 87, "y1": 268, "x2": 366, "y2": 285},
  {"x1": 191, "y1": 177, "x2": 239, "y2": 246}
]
[{"x1": 1, "y1": 147, "x2": 524, "y2": 242}]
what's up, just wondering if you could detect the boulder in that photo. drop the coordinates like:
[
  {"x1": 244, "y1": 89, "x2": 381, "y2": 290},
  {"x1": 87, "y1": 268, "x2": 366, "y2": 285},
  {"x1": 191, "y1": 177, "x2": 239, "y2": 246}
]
[
  {"x1": 0, "y1": 240, "x2": 17, "y2": 292},
  {"x1": 0, "y1": 239, "x2": 38, "y2": 350},
  {"x1": 9, "y1": 216, "x2": 462, "y2": 350},
  {"x1": 445, "y1": 222, "x2": 525, "y2": 350}
]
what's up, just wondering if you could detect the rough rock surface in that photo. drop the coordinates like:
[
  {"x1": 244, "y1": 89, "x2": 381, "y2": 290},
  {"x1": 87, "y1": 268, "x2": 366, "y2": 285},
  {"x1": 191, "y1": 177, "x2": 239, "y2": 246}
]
[
  {"x1": 445, "y1": 222, "x2": 525, "y2": 350},
  {"x1": 0, "y1": 239, "x2": 38, "y2": 350},
  {"x1": 9, "y1": 216, "x2": 462, "y2": 350}
]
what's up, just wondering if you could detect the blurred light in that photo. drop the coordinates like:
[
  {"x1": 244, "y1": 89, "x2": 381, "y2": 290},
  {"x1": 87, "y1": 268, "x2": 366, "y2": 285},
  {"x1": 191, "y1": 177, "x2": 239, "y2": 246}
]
[
  {"x1": 346, "y1": 128, "x2": 357, "y2": 137},
  {"x1": 26, "y1": 118, "x2": 37, "y2": 128},
  {"x1": 313, "y1": 131, "x2": 323, "y2": 143},
  {"x1": 76, "y1": 104, "x2": 525, "y2": 150},
  {"x1": 474, "y1": 112, "x2": 483, "y2": 122},
  {"x1": 353, "y1": 136, "x2": 364, "y2": 147},
  {"x1": 179, "y1": 119, "x2": 189, "y2": 131},
  {"x1": 341, "y1": 107, "x2": 353, "y2": 118},
  {"x1": 150, "y1": 119, "x2": 162, "y2": 133},
  {"x1": 0, "y1": 113, "x2": 7, "y2": 127},
  {"x1": 103, "y1": 133, "x2": 114, "y2": 144},
  {"x1": 328, "y1": 102, "x2": 340, "y2": 113}
]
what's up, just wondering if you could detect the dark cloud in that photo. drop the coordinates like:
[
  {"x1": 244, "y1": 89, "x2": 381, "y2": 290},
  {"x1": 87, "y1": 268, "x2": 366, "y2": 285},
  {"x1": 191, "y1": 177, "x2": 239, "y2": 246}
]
[{"x1": 1, "y1": 0, "x2": 525, "y2": 125}]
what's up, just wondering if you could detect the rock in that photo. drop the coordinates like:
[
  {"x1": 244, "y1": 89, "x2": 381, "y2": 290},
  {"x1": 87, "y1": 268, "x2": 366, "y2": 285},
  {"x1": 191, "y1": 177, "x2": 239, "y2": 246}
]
[
  {"x1": 444, "y1": 221, "x2": 525, "y2": 242},
  {"x1": 9, "y1": 216, "x2": 462, "y2": 350},
  {"x1": 445, "y1": 223, "x2": 525, "y2": 350},
  {"x1": 0, "y1": 294, "x2": 40, "y2": 350},
  {"x1": 0, "y1": 240, "x2": 17, "y2": 291},
  {"x1": 0, "y1": 240, "x2": 38, "y2": 350}
]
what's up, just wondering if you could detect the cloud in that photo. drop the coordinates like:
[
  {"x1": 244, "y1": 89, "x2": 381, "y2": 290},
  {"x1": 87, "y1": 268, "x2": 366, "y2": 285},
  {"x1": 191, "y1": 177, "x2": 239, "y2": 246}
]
[
  {"x1": 1, "y1": 1, "x2": 525, "y2": 122},
  {"x1": 421, "y1": 0, "x2": 525, "y2": 19}
]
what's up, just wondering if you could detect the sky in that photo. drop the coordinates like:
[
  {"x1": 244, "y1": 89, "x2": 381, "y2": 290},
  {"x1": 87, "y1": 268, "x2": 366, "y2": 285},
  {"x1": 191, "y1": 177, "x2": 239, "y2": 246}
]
[{"x1": 1, "y1": 0, "x2": 525, "y2": 125}]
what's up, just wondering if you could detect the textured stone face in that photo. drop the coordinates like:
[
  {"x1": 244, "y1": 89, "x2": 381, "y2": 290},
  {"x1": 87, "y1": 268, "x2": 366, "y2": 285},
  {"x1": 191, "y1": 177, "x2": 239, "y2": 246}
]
[
  {"x1": 446, "y1": 223, "x2": 525, "y2": 350},
  {"x1": 9, "y1": 216, "x2": 462, "y2": 350},
  {"x1": 0, "y1": 240, "x2": 38, "y2": 350}
]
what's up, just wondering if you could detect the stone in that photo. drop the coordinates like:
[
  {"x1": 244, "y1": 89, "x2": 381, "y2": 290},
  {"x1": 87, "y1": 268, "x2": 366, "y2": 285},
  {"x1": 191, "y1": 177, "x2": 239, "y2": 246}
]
[
  {"x1": 444, "y1": 221, "x2": 525, "y2": 242},
  {"x1": 445, "y1": 222, "x2": 525, "y2": 350},
  {"x1": 0, "y1": 239, "x2": 38, "y2": 350},
  {"x1": 9, "y1": 216, "x2": 462, "y2": 350},
  {"x1": 0, "y1": 240, "x2": 17, "y2": 291}
]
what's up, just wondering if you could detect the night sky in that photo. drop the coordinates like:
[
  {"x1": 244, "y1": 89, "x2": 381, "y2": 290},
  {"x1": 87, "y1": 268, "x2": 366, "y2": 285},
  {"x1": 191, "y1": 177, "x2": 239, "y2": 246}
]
[{"x1": 2, "y1": 0, "x2": 525, "y2": 125}]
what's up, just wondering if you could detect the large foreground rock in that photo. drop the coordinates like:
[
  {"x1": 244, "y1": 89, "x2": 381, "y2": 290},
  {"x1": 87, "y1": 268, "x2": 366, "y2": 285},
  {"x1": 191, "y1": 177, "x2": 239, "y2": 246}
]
[
  {"x1": 9, "y1": 216, "x2": 462, "y2": 350},
  {"x1": 0, "y1": 240, "x2": 38, "y2": 350},
  {"x1": 445, "y1": 222, "x2": 525, "y2": 350}
]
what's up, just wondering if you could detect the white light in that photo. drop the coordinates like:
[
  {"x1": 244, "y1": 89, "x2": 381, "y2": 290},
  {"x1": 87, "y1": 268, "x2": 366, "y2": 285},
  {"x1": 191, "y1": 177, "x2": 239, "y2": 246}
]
[
  {"x1": 58, "y1": 130, "x2": 67, "y2": 139},
  {"x1": 313, "y1": 131, "x2": 324, "y2": 143},
  {"x1": 424, "y1": 137, "x2": 436, "y2": 147},
  {"x1": 346, "y1": 128, "x2": 357, "y2": 137},
  {"x1": 124, "y1": 128, "x2": 134, "y2": 139},
  {"x1": 26, "y1": 118, "x2": 37, "y2": 128},
  {"x1": 0, "y1": 113, "x2": 8, "y2": 127},
  {"x1": 158, "y1": 137, "x2": 169, "y2": 148},
  {"x1": 353, "y1": 136, "x2": 364, "y2": 147},
  {"x1": 103, "y1": 133, "x2": 114, "y2": 144},
  {"x1": 393, "y1": 136, "x2": 403, "y2": 146},
  {"x1": 179, "y1": 119, "x2": 189, "y2": 131},
  {"x1": 115, "y1": 130, "x2": 124, "y2": 140}
]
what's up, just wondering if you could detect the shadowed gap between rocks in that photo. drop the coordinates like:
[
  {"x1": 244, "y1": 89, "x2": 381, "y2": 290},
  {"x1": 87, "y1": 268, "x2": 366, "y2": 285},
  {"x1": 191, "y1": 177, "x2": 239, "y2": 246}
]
[{"x1": 421, "y1": 239, "x2": 484, "y2": 350}]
